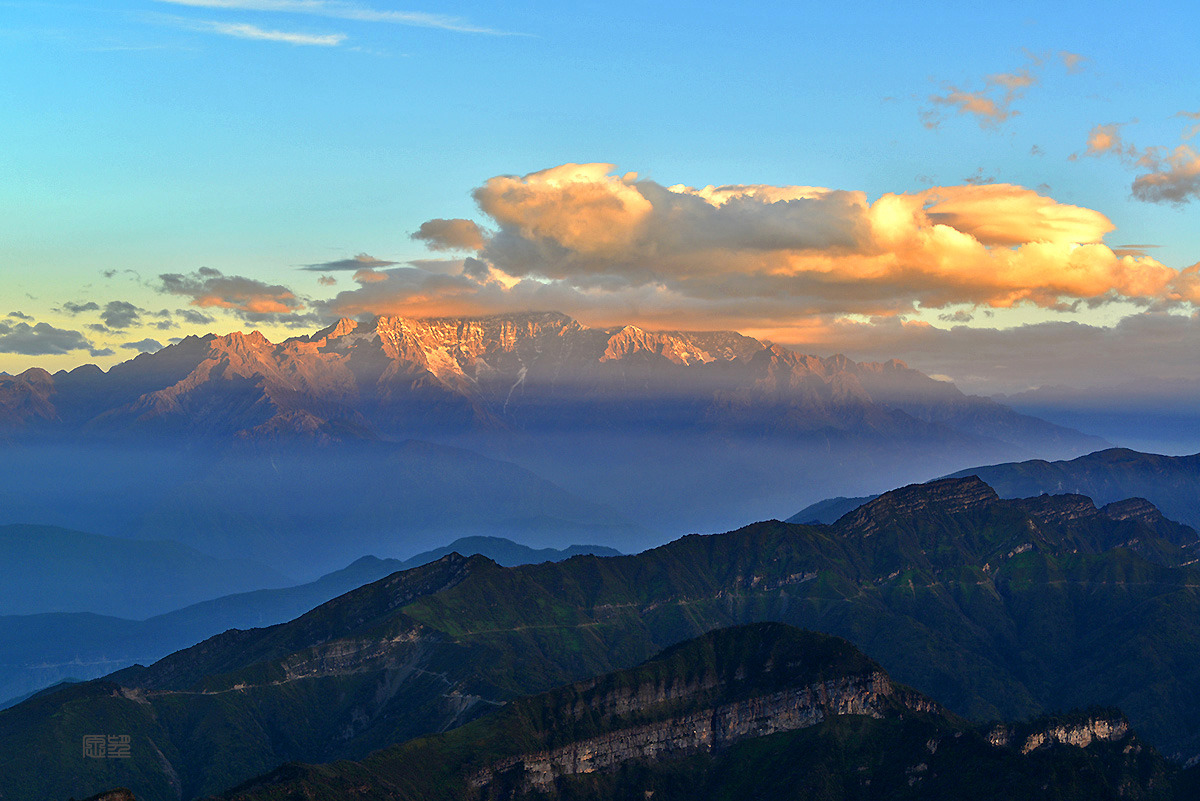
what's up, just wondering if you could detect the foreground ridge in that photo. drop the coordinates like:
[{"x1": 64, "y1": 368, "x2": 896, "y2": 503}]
[{"x1": 216, "y1": 624, "x2": 1187, "y2": 801}]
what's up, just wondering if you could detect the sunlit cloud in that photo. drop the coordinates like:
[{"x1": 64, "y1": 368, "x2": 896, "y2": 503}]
[
  {"x1": 158, "y1": 267, "x2": 314, "y2": 323},
  {"x1": 153, "y1": 0, "x2": 517, "y2": 35},
  {"x1": 1079, "y1": 118, "x2": 1200, "y2": 204},
  {"x1": 411, "y1": 218, "x2": 486, "y2": 251},
  {"x1": 316, "y1": 163, "x2": 1190, "y2": 336},
  {"x1": 923, "y1": 67, "x2": 1038, "y2": 129}
]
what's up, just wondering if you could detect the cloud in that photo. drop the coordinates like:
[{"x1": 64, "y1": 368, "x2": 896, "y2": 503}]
[
  {"x1": 158, "y1": 267, "x2": 310, "y2": 322},
  {"x1": 153, "y1": 0, "x2": 517, "y2": 35},
  {"x1": 352, "y1": 268, "x2": 389, "y2": 283},
  {"x1": 184, "y1": 19, "x2": 346, "y2": 45},
  {"x1": 318, "y1": 163, "x2": 1190, "y2": 334},
  {"x1": 411, "y1": 218, "x2": 486, "y2": 251},
  {"x1": 1080, "y1": 121, "x2": 1200, "y2": 204},
  {"x1": 176, "y1": 308, "x2": 217, "y2": 325},
  {"x1": 1077, "y1": 123, "x2": 1141, "y2": 161},
  {"x1": 59, "y1": 301, "x2": 100, "y2": 315},
  {"x1": 317, "y1": 275, "x2": 337, "y2": 286},
  {"x1": 1059, "y1": 51, "x2": 1087, "y2": 73},
  {"x1": 0, "y1": 322, "x2": 100, "y2": 356},
  {"x1": 919, "y1": 183, "x2": 1113, "y2": 246},
  {"x1": 101, "y1": 300, "x2": 142, "y2": 330},
  {"x1": 924, "y1": 68, "x2": 1037, "y2": 129},
  {"x1": 301, "y1": 253, "x2": 397, "y2": 271},
  {"x1": 1132, "y1": 145, "x2": 1200, "y2": 204},
  {"x1": 6, "y1": 311, "x2": 33, "y2": 320},
  {"x1": 800, "y1": 311, "x2": 1200, "y2": 397},
  {"x1": 120, "y1": 338, "x2": 165, "y2": 353}
]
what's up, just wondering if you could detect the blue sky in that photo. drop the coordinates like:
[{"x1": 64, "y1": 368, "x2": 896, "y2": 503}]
[{"x1": 2, "y1": 0, "x2": 1198, "y2": 392}]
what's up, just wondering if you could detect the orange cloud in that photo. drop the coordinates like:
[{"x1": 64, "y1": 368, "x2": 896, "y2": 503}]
[
  {"x1": 324, "y1": 164, "x2": 1194, "y2": 334},
  {"x1": 410, "y1": 218, "x2": 486, "y2": 251},
  {"x1": 918, "y1": 184, "x2": 1113, "y2": 246},
  {"x1": 159, "y1": 267, "x2": 310, "y2": 323}
]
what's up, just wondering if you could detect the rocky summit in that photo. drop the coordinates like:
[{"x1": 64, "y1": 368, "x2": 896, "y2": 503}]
[{"x1": 0, "y1": 312, "x2": 1102, "y2": 456}]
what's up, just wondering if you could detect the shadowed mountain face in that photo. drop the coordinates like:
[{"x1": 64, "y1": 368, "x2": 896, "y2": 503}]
[
  {"x1": 0, "y1": 312, "x2": 1107, "y2": 545},
  {"x1": 946, "y1": 448, "x2": 1200, "y2": 532},
  {"x1": 6, "y1": 477, "x2": 1200, "y2": 801},
  {"x1": 217, "y1": 624, "x2": 1186, "y2": 801}
]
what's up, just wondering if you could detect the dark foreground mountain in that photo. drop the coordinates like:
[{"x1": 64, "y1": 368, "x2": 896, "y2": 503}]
[
  {"x1": 6, "y1": 477, "x2": 1200, "y2": 800},
  {"x1": 214, "y1": 624, "x2": 1187, "y2": 801},
  {"x1": 0, "y1": 537, "x2": 620, "y2": 708},
  {"x1": 0, "y1": 312, "x2": 1106, "y2": 541},
  {"x1": 946, "y1": 448, "x2": 1200, "y2": 531}
]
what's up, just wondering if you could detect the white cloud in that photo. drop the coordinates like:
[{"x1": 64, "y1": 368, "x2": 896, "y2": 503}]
[
  {"x1": 154, "y1": 0, "x2": 516, "y2": 35},
  {"x1": 189, "y1": 19, "x2": 346, "y2": 45}
]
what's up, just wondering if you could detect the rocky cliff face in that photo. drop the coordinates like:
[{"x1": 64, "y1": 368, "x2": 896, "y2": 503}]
[
  {"x1": 987, "y1": 713, "x2": 1131, "y2": 753},
  {"x1": 468, "y1": 671, "x2": 935, "y2": 795}
]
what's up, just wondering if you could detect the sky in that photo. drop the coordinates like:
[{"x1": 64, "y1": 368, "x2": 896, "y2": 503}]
[{"x1": 2, "y1": 0, "x2": 1198, "y2": 394}]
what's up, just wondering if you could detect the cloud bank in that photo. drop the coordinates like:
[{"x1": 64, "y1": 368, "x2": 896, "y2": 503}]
[{"x1": 316, "y1": 163, "x2": 1193, "y2": 332}]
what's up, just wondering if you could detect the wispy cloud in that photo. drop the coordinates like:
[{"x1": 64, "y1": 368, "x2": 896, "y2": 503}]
[
  {"x1": 301, "y1": 252, "x2": 398, "y2": 271},
  {"x1": 922, "y1": 68, "x2": 1037, "y2": 129},
  {"x1": 921, "y1": 51, "x2": 1085, "y2": 131},
  {"x1": 187, "y1": 18, "x2": 346, "y2": 45},
  {"x1": 153, "y1": 0, "x2": 518, "y2": 35}
]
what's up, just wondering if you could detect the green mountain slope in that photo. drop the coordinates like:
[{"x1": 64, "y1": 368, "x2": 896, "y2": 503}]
[
  {"x1": 0, "y1": 538, "x2": 621, "y2": 708},
  {"x1": 5, "y1": 477, "x2": 1200, "y2": 800},
  {"x1": 215, "y1": 624, "x2": 1183, "y2": 801}
]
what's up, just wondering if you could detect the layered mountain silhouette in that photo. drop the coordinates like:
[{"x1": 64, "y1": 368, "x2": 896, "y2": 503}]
[
  {"x1": 0, "y1": 524, "x2": 290, "y2": 619},
  {"x1": 216, "y1": 624, "x2": 1189, "y2": 801},
  {"x1": 947, "y1": 448, "x2": 1200, "y2": 531},
  {"x1": 7, "y1": 476, "x2": 1200, "y2": 800},
  {"x1": 0, "y1": 536, "x2": 620, "y2": 708}
]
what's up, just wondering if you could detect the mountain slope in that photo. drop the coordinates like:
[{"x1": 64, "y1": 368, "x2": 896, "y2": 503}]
[
  {"x1": 0, "y1": 538, "x2": 621, "y2": 708},
  {"x1": 946, "y1": 448, "x2": 1200, "y2": 531},
  {"x1": 216, "y1": 624, "x2": 1183, "y2": 801},
  {"x1": 5, "y1": 477, "x2": 1200, "y2": 800}
]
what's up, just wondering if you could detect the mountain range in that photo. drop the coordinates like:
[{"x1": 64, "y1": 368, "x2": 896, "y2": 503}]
[
  {"x1": 0, "y1": 312, "x2": 1102, "y2": 451},
  {"x1": 7, "y1": 474, "x2": 1200, "y2": 800},
  {"x1": 0, "y1": 312, "x2": 1109, "y2": 558},
  {"x1": 788, "y1": 447, "x2": 1200, "y2": 532}
]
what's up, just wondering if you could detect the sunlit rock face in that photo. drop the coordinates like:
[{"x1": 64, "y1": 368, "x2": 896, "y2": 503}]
[{"x1": 0, "y1": 312, "x2": 1105, "y2": 456}]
